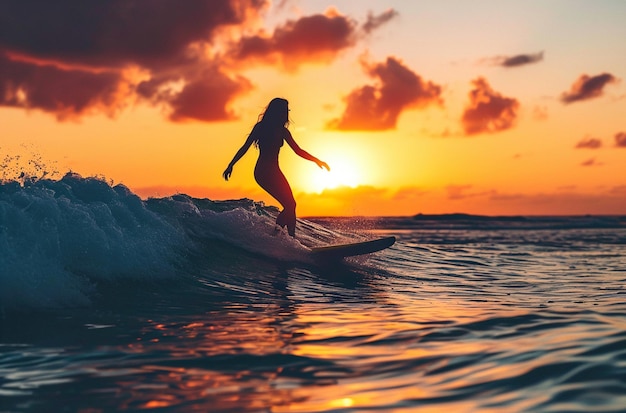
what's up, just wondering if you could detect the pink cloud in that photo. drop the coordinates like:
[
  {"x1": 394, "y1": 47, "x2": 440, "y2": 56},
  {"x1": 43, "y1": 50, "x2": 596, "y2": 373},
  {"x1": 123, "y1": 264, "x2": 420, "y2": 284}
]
[
  {"x1": 0, "y1": 3, "x2": 399, "y2": 122},
  {"x1": 575, "y1": 137, "x2": 603, "y2": 149},
  {"x1": 614, "y1": 132, "x2": 626, "y2": 148},
  {"x1": 461, "y1": 77, "x2": 519, "y2": 135},
  {"x1": 230, "y1": 8, "x2": 396, "y2": 71},
  {"x1": 327, "y1": 56, "x2": 443, "y2": 131},
  {"x1": 231, "y1": 9, "x2": 357, "y2": 70}
]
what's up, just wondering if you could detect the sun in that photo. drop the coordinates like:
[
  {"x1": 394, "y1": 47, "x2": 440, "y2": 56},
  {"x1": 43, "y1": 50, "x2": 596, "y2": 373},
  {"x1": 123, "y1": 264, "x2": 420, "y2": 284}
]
[
  {"x1": 303, "y1": 149, "x2": 368, "y2": 193},
  {"x1": 311, "y1": 160, "x2": 360, "y2": 192}
]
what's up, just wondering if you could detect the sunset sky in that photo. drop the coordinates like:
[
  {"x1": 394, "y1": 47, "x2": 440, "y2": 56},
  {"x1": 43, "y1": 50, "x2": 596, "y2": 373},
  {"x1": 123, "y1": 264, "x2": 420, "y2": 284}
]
[{"x1": 2, "y1": 0, "x2": 626, "y2": 216}]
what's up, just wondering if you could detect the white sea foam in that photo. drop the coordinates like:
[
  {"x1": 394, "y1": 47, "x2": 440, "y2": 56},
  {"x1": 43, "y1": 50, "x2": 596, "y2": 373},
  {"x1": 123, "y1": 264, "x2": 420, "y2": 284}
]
[
  {"x1": 0, "y1": 174, "x2": 188, "y2": 310},
  {"x1": 193, "y1": 207, "x2": 312, "y2": 261},
  {"x1": 0, "y1": 174, "x2": 339, "y2": 311}
]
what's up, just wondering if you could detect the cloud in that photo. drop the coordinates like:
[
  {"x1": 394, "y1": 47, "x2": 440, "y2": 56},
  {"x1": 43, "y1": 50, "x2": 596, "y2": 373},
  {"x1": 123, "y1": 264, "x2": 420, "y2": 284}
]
[
  {"x1": 138, "y1": 67, "x2": 254, "y2": 122},
  {"x1": 231, "y1": 9, "x2": 356, "y2": 70},
  {"x1": 575, "y1": 137, "x2": 603, "y2": 149},
  {"x1": 0, "y1": 2, "x2": 399, "y2": 121},
  {"x1": 461, "y1": 77, "x2": 519, "y2": 135},
  {"x1": 446, "y1": 185, "x2": 473, "y2": 200},
  {"x1": 609, "y1": 185, "x2": 626, "y2": 195},
  {"x1": 392, "y1": 186, "x2": 430, "y2": 201},
  {"x1": 304, "y1": 185, "x2": 626, "y2": 216},
  {"x1": 581, "y1": 158, "x2": 602, "y2": 167},
  {"x1": 446, "y1": 185, "x2": 496, "y2": 200},
  {"x1": 0, "y1": 0, "x2": 262, "y2": 68},
  {"x1": 327, "y1": 56, "x2": 443, "y2": 131},
  {"x1": 615, "y1": 132, "x2": 626, "y2": 148},
  {"x1": 230, "y1": 8, "x2": 396, "y2": 71},
  {"x1": 1, "y1": 1, "x2": 393, "y2": 122},
  {"x1": 488, "y1": 51, "x2": 544, "y2": 68},
  {"x1": 487, "y1": 189, "x2": 626, "y2": 215},
  {"x1": 297, "y1": 185, "x2": 393, "y2": 216},
  {"x1": 146, "y1": 182, "x2": 626, "y2": 216},
  {"x1": 561, "y1": 73, "x2": 618, "y2": 104},
  {"x1": 0, "y1": 0, "x2": 267, "y2": 121},
  {"x1": 446, "y1": 187, "x2": 626, "y2": 215},
  {"x1": 0, "y1": 53, "x2": 128, "y2": 120},
  {"x1": 362, "y1": 9, "x2": 399, "y2": 34}
]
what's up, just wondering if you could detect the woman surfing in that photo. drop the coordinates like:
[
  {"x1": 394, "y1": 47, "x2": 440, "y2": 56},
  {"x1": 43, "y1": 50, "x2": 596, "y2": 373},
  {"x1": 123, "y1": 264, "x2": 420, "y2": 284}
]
[{"x1": 223, "y1": 97, "x2": 330, "y2": 237}]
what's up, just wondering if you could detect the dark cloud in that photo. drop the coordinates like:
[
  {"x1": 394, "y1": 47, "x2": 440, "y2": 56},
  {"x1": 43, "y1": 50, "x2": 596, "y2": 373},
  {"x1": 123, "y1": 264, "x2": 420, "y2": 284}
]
[
  {"x1": 489, "y1": 51, "x2": 544, "y2": 68},
  {"x1": 327, "y1": 56, "x2": 443, "y2": 131},
  {"x1": 0, "y1": 52, "x2": 127, "y2": 120},
  {"x1": 615, "y1": 132, "x2": 626, "y2": 148},
  {"x1": 561, "y1": 73, "x2": 617, "y2": 104},
  {"x1": 575, "y1": 137, "x2": 603, "y2": 149},
  {"x1": 0, "y1": 0, "x2": 268, "y2": 121},
  {"x1": 134, "y1": 67, "x2": 254, "y2": 122},
  {"x1": 362, "y1": 9, "x2": 399, "y2": 34},
  {"x1": 0, "y1": 0, "x2": 264, "y2": 68},
  {"x1": 0, "y1": 2, "x2": 398, "y2": 121},
  {"x1": 167, "y1": 69, "x2": 253, "y2": 122},
  {"x1": 461, "y1": 77, "x2": 519, "y2": 135}
]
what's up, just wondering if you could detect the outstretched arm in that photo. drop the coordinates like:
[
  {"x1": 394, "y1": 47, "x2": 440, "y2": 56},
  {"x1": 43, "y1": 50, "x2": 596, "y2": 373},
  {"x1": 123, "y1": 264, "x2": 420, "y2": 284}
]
[
  {"x1": 223, "y1": 131, "x2": 256, "y2": 181},
  {"x1": 284, "y1": 129, "x2": 330, "y2": 171}
]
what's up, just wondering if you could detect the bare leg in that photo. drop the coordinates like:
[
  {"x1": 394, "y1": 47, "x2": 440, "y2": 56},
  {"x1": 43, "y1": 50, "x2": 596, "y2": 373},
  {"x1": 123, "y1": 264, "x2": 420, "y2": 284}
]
[{"x1": 255, "y1": 165, "x2": 297, "y2": 237}]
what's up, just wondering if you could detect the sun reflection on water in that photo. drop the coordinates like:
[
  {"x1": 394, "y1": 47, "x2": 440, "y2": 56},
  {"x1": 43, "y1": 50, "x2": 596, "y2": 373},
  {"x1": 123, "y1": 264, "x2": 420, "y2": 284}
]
[{"x1": 102, "y1": 286, "x2": 513, "y2": 412}]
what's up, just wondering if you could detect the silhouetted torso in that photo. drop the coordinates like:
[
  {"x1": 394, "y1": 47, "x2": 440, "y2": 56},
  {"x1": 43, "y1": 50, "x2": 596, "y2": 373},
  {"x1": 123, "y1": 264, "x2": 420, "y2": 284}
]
[{"x1": 223, "y1": 97, "x2": 328, "y2": 237}]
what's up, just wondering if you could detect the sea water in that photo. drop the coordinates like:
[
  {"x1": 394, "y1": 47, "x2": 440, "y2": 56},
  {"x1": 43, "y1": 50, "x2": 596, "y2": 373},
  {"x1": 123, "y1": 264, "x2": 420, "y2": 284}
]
[{"x1": 1, "y1": 174, "x2": 625, "y2": 412}]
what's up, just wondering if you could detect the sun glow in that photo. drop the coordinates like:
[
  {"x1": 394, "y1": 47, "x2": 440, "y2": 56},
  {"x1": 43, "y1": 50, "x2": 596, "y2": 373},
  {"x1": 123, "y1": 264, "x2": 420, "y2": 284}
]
[
  {"x1": 304, "y1": 149, "x2": 366, "y2": 193},
  {"x1": 312, "y1": 160, "x2": 360, "y2": 192}
]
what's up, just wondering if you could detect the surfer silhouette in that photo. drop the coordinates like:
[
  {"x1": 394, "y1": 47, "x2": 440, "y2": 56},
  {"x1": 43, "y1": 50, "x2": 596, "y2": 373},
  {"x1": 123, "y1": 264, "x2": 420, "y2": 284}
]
[{"x1": 223, "y1": 97, "x2": 330, "y2": 237}]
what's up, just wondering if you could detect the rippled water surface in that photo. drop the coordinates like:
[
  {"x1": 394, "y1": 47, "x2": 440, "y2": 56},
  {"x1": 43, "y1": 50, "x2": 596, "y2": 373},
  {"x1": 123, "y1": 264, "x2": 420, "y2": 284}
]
[{"x1": 2, "y1": 179, "x2": 625, "y2": 412}]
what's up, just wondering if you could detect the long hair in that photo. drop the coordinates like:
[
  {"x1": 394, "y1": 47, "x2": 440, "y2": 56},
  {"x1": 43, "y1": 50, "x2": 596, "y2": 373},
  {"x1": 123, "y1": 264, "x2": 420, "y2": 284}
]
[
  {"x1": 258, "y1": 97, "x2": 289, "y2": 127},
  {"x1": 251, "y1": 98, "x2": 289, "y2": 147}
]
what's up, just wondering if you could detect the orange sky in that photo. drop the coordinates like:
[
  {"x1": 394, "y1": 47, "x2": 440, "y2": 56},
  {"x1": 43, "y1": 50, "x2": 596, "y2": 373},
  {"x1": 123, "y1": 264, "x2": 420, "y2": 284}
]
[{"x1": 2, "y1": 1, "x2": 626, "y2": 216}]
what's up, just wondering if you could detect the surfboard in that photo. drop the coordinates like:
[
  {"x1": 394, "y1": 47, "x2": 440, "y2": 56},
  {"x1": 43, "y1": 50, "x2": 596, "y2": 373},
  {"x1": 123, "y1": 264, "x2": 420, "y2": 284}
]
[{"x1": 310, "y1": 236, "x2": 396, "y2": 259}]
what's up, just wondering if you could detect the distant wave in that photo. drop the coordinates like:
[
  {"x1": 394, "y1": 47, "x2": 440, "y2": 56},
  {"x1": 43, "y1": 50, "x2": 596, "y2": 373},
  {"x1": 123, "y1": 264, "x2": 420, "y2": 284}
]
[{"x1": 308, "y1": 213, "x2": 626, "y2": 231}]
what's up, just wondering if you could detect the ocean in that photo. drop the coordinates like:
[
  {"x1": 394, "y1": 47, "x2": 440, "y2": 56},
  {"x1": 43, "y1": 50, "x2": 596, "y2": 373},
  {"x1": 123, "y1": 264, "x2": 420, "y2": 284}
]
[{"x1": 1, "y1": 173, "x2": 625, "y2": 412}]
